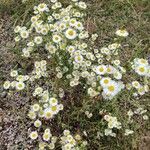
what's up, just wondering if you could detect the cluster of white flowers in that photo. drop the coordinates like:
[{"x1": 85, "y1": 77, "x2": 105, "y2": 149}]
[
  {"x1": 60, "y1": 130, "x2": 87, "y2": 150},
  {"x1": 104, "y1": 114, "x2": 121, "y2": 137},
  {"x1": 99, "y1": 77, "x2": 125, "y2": 100},
  {"x1": 28, "y1": 88, "x2": 63, "y2": 148},
  {"x1": 125, "y1": 58, "x2": 150, "y2": 97},
  {"x1": 3, "y1": 70, "x2": 29, "y2": 91},
  {"x1": 134, "y1": 107, "x2": 149, "y2": 120},
  {"x1": 126, "y1": 80, "x2": 149, "y2": 96},
  {"x1": 13, "y1": 0, "x2": 128, "y2": 100},
  {"x1": 28, "y1": 89, "x2": 63, "y2": 120},
  {"x1": 127, "y1": 107, "x2": 149, "y2": 122},
  {"x1": 125, "y1": 107, "x2": 149, "y2": 136},
  {"x1": 3, "y1": 60, "x2": 47, "y2": 91},
  {"x1": 30, "y1": 60, "x2": 47, "y2": 81},
  {"x1": 30, "y1": 128, "x2": 57, "y2": 149},
  {"x1": 131, "y1": 58, "x2": 150, "y2": 77}
]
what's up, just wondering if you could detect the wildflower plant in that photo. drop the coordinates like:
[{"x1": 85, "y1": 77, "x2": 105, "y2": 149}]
[{"x1": 3, "y1": 0, "x2": 150, "y2": 149}]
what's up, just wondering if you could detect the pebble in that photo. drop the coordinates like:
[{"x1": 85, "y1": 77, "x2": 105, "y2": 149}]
[
  {"x1": 1, "y1": 91, "x2": 7, "y2": 98},
  {"x1": 0, "y1": 126, "x2": 2, "y2": 131}
]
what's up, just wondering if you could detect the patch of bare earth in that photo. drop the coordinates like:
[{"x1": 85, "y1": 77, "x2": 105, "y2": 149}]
[{"x1": 0, "y1": 13, "x2": 33, "y2": 150}]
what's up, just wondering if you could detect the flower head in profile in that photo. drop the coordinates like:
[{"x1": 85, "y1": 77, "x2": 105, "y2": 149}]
[{"x1": 116, "y1": 29, "x2": 129, "y2": 37}]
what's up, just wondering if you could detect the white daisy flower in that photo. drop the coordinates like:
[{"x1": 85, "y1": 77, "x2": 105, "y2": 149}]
[
  {"x1": 44, "y1": 108, "x2": 53, "y2": 119},
  {"x1": 137, "y1": 58, "x2": 148, "y2": 66},
  {"x1": 74, "y1": 55, "x2": 83, "y2": 63},
  {"x1": 63, "y1": 130, "x2": 70, "y2": 136},
  {"x1": 67, "y1": 45, "x2": 76, "y2": 53},
  {"x1": 43, "y1": 132, "x2": 51, "y2": 141},
  {"x1": 64, "y1": 143, "x2": 72, "y2": 150},
  {"x1": 16, "y1": 82, "x2": 25, "y2": 90},
  {"x1": 32, "y1": 104, "x2": 40, "y2": 112},
  {"x1": 20, "y1": 30, "x2": 29, "y2": 39},
  {"x1": 132, "y1": 81, "x2": 141, "y2": 89},
  {"x1": 38, "y1": 3, "x2": 48, "y2": 12},
  {"x1": 34, "y1": 36, "x2": 43, "y2": 44},
  {"x1": 138, "y1": 87, "x2": 145, "y2": 95},
  {"x1": 10, "y1": 70, "x2": 18, "y2": 77},
  {"x1": 101, "y1": 47, "x2": 110, "y2": 55},
  {"x1": 103, "y1": 81, "x2": 119, "y2": 97},
  {"x1": 50, "y1": 105, "x2": 59, "y2": 115},
  {"x1": 29, "y1": 131, "x2": 38, "y2": 140},
  {"x1": 106, "y1": 65, "x2": 114, "y2": 74},
  {"x1": 65, "y1": 28, "x2": 77, "y2": 40},
  {"x1": 14, "y1": 36, "x2": 21, "y2": 42},
  {"x1": 113, "y1": 71, "x2": 122, "y2": 80},
  {"x1": 52, "y1": 34, "x2": 62, "y2": 43},
  {"x1": 96, "y1": 65, "x2": 107, "y2": 75},
  {"x1": 14, "y1": 26, "x2": 21, "y2": 33},
  {"x1": 69, "y1": 18, "x2": 77, "y2": 27},
  {"x1": 34, "y1": 119, "x2": 42, "y2": 128},
  {"x1": 59, "y1": 22, "x2": 66, "y2": 31},
  {"x1": 28, "y1": 111, "x2": 36, "y2": 120},
  {"x1": 78, "y1": 2, "x2": 87, "y2": 9},
  {"x1": 31, "y1": 16, "x2": 38, "y2": 23},
  {"x1": 100, "y1": 77, "x2": 112, "y2": 87},
  {"x1": 135, "y1": 65, "x2": 148, "y2": 76},
  {"x1": 75, "y1": 21, "x2": 84, "y2": 30},
  {"x1": 49, "y1": 97, "x2": 58, "y2": 106},
  {"x1": 41, "y1": 28, "x2": 48, "y2": 35},
  {"x1": 3, "y1": 81, "x2": 11, "y2": 90}
]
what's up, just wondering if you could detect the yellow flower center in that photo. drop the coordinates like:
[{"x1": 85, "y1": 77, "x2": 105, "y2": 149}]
[
  {"x1": 51, "y1": 106, "x2": 57, "y2": 111},
  {"x1": 104, "y1": 79, "x2": 109, "y2": 84},
  {"x1": 18, "y1": 84, "x2": 23, "y2": 88},
  {"x1": 107, "y1": 68, "x2": 111, "y2": 73},
  {"x1": 55, "y1": 37, "x2": 59, "y2": 40},
  {"x1": 108, "y1": 86, "x2": 115, "y2": 92},
  {"x1": 99, "y1": 67, "x2": 104, "y2": 72},
  {"x1": 77, "y1": 24, "x2": 81, "y2": 27},
  {"x1": 77, "y1": 56, "x2": 81, "y2": 61},
  {"x1": 22, "y1": 33, "x2": 27, "y2": 36},
  {"x1": 44, "y1": 134, "x2": 49, "y2": 139},
  {"x1": 32, "y1": 133, "x2": 37, "y2": 138},
  {"x1": 71, "y1": 20, "x2": 75, "y2": 24},
  {"x1": 68, "y1": 30, "x2": 74, "y2": 36},
  {"x1": 46, "y1": 112, "x2": 52, "y2": 118},
  {"x1": 40, "y1": 4, "x2": 45, "y2": 9},
  {"x1": 139, "y1": 67, "x2": 145, "y2": 72}
]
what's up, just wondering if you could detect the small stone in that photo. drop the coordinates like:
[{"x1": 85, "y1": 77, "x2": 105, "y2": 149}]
[
  {"x1": 0, "y1": 126, "x2": 2, "y2": 131},
  {"x1": 1, "y1": 91, "x2": 7, "y2": 98},
  {"x1": 3, "y1": 117, "x2": 9, "y2": 123}
]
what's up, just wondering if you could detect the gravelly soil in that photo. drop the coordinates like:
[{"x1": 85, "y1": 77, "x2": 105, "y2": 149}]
[{"x1": 0, "y1": 13, "x2": 32, "y2": 150}]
